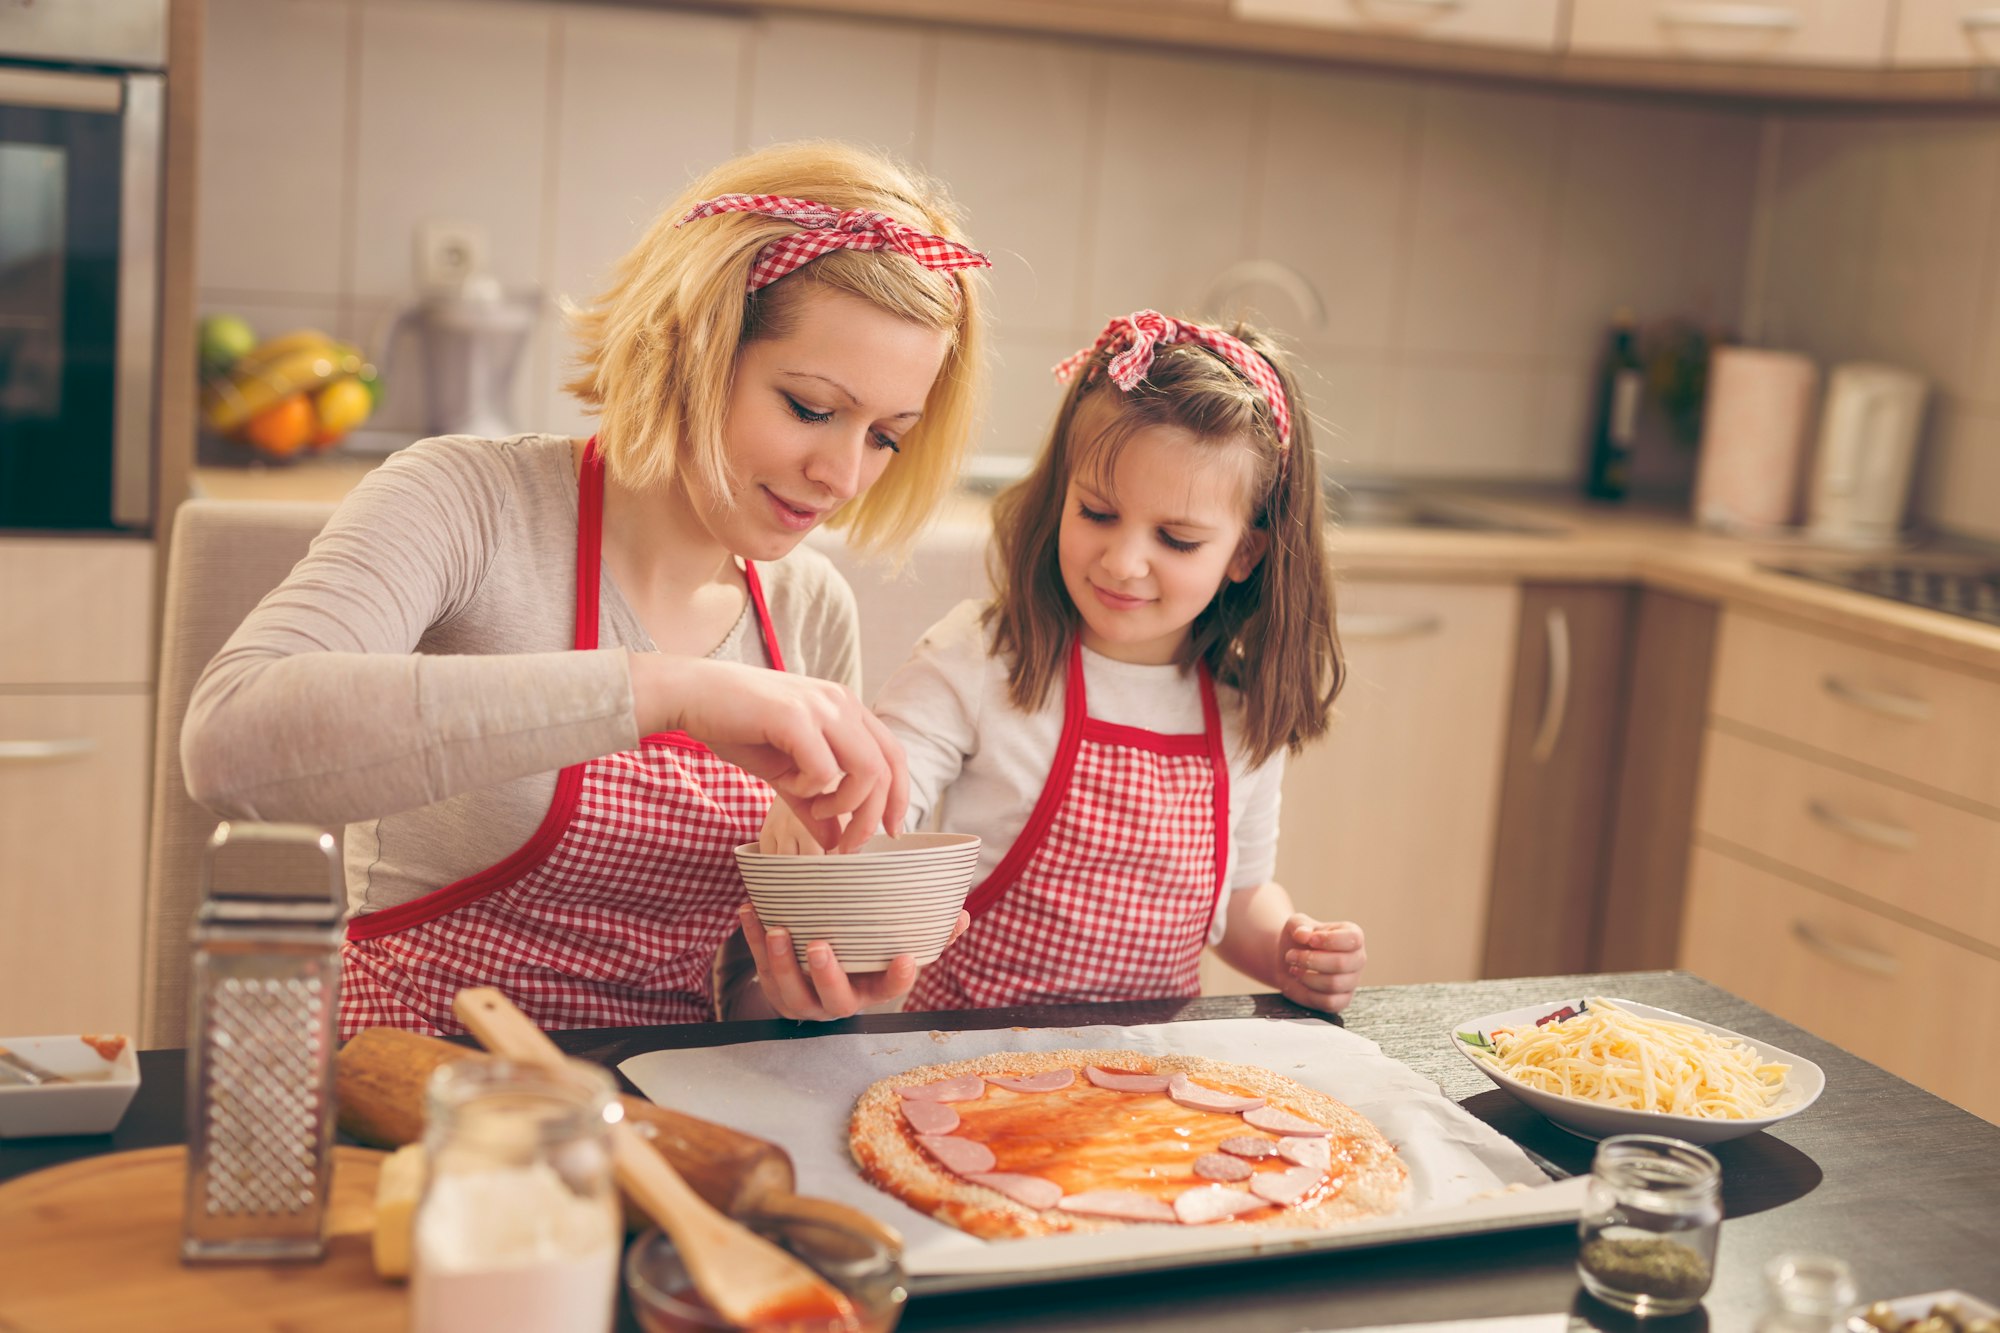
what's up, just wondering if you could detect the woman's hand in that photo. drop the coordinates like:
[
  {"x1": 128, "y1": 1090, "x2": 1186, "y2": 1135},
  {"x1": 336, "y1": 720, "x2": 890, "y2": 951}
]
[
  {"x1": 631, "y1": 654, "x2": 906, "y2": 852},
  {"x1": 1277, "y1": 914, "x2": 1367, "y2": 1015},
  {"x1": 735, "y1": 904, "x2": 970, "y2": 1021}
]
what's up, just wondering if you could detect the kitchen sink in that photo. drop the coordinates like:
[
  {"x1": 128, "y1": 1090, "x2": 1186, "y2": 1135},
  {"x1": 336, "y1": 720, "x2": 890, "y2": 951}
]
[{"x1": 1326, "y1": 481, "x2": 1563, "y2": 536}]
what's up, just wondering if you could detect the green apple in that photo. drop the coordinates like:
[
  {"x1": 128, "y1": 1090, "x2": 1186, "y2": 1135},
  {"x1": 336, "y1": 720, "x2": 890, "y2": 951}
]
[{"x1": 198, "y1": 313, "x2": 258, "y2": 375}]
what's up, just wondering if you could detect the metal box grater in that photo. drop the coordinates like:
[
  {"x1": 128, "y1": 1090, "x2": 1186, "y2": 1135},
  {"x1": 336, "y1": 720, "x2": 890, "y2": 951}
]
[{"x1": 181, "y1": 822, "x2": 344, "y2": 1263}]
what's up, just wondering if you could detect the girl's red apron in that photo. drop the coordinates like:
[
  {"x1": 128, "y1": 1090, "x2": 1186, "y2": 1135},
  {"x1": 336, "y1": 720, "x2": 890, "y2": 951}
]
[
  {"x1": 906, "y1": 640, "x2": 1230, "y2": 1010},
  {"x1": 338, "y1": 441, "x2": 780, "y2": 1038}
]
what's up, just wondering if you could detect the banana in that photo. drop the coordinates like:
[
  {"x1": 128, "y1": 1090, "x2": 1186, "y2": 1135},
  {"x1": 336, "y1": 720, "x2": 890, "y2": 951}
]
[{"x1": 202, "y1": 334, "x2": 366, "y2": 433}]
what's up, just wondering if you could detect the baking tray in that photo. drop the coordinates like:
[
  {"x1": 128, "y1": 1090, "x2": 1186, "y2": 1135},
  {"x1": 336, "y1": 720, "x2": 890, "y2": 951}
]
[{"x1": 620, "y1": 1017, "x2": 1587, "y2": 1295}]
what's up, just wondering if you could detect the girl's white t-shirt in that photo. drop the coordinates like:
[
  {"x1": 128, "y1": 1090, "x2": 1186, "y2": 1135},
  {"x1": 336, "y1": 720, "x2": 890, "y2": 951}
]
[{"x1": 872, "y1": 600, "x2": 1286, "y2": 944}]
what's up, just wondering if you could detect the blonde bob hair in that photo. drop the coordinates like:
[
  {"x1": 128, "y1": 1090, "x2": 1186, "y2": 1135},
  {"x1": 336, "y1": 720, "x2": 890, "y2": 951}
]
[
  {"x1": 563, "y1": 141, "x2": 986, "y2": 556},
  {"x1": 984, "y1": 324, "x2": 1343, "y2": 766}
]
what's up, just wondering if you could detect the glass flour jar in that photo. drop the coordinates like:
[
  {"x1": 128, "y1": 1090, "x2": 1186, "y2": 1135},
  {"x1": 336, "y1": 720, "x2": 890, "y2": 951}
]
[{"x1": 412, "y1": 1058, "x2": 622, "y2": 1333}]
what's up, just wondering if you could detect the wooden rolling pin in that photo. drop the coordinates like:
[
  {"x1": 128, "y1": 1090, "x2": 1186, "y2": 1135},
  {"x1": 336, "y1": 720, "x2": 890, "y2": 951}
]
[{"x1": 335, "y1": 1026, "x2": 897, "y2": 1251}]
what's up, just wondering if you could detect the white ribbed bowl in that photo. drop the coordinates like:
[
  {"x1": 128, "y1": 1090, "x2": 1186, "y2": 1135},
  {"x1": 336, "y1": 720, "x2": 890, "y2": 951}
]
[{"x1": 734, "y1": 833, "x2": 980, "y2": 973}]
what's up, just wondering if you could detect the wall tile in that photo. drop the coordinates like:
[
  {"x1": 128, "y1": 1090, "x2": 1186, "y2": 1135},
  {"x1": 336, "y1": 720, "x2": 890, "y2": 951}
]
[
  {"x1": 1858, "y1": 118, "x2": 2000, "y2": 400},
  {"x1": 1290, "y1": 342, "x2": 1394, "y2": 476},
  {"x1": 1917, "y1": 402, "x2": 2000, "y2": 541},
  {"x1": 1397, "y1": 83, "x2": 1561, "y2": 359},
  {"x1": 349, "y1": 0, "x2": 552, "y2": 300},
  {"x1": 1751, "y1": 113, "x2": 1889, "y2": 364},
  {"x1": 745, "y1": 15, "x2": 925, "y2": 154},
  {"x1": 1543, "y1": 97, "x2": 1758, "y2": 364},
  {"x1": 1388, "y1": 359, "x2": 1545, "y2": 475},
  {"x1": 1081, "y1": 50, "x2": 1260, "y2": 321},
  {"x1": 1250, "y1": 69, "x2": 1416, "y2": 353},
  {"x1": 927, "y1": 33, "x2": 1096, "y2": 335},
  {"x1": 197, "y1": 0, "x2": 351, "y2": 295},
  {"x1": 538, "y1": 4, "x2": 752, "y2": 433},
  {"x1": 978, "y1": 328, "x2": 1093, "y2": 459}
]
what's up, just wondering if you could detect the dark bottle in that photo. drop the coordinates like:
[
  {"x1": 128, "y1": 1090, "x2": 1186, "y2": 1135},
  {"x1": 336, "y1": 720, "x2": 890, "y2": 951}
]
[{"x1": 1583, "y1": 310, "x2": 1644, "y2": 501}]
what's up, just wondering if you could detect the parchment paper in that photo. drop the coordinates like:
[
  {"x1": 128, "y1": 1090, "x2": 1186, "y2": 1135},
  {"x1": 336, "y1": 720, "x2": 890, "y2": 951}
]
[{"x1": 619, "y1": 1017, "x2": 1585, "y2": 1281}]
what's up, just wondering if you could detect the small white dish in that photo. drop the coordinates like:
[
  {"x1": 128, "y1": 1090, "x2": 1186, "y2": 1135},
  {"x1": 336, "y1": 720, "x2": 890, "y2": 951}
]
[
  {"x1": 0, "y1": 1034, "x2": 142, "y2": 1138},
  {"x1": 1447, "y1": 998, "x2": 1825, "y2": 1145},
  {"x1": 1848, "y1": 1289, "x2": 1999, "y2": 1330}
]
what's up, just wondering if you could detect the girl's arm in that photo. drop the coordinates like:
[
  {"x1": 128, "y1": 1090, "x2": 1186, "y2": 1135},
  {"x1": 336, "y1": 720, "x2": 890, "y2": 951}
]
[{"x1": 1213, "y1": 881, "x2": 1367, "y2": 1015}]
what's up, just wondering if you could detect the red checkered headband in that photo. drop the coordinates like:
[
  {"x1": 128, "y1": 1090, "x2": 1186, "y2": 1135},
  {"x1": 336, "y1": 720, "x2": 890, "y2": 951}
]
[
  {"x1": 677, "y1": 193, "x2": 991, "y2": 292},
  {"x1": 1053, "y1": 310, "x2": 1292, "y2": 448}
]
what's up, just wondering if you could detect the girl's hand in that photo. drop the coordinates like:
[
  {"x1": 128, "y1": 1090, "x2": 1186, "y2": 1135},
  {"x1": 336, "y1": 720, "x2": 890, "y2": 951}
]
[
  {"x1": 1278, "y1": 914, "x2": 1366, "y2": 1014},
  {"x1": 758, "y1": 797, "x2": 831, "y2": 855},
  {"x1": 631, "y1": 654, "x2": 906, "y2": 852},
  {"x1": 737, "y1": 904, "x2": 971, "y2": 1021}
]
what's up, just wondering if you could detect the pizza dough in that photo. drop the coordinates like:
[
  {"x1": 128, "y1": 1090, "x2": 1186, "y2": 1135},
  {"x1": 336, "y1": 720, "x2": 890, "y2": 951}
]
[{"x1": 849, "y1": 1049, "x2": 1408, "y2": 1240}]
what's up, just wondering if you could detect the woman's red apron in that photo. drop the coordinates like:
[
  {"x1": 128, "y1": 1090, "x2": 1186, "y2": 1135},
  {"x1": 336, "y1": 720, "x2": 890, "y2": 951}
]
[
  {"x1": 338, "y1": 441, "x2": 781, "y2": 1037},
  {"x1": 906, "y1": 640, "x2": 1230, "y2": 1010}
]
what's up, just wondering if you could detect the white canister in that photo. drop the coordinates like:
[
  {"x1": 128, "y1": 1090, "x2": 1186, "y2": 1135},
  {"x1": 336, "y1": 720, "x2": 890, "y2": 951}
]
[
  {"x1": 1692, "y1": 346, "x2": 1819, "y2": 532},
  {"x1": 1805, "y1": 363, "x2": 1928, "y2": 548}
]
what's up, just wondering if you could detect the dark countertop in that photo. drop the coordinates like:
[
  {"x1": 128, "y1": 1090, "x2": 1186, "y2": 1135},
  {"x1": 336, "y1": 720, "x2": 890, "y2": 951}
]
[{"x1": 5, "y1": 970, "x2": 1994, "y2": 1330}]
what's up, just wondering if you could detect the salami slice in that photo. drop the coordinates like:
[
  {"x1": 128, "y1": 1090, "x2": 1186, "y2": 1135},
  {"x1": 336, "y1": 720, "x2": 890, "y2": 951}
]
[
  {"x1": 1218, "y1": 1135, "x2": 1280, "y2": 1159},
  {"x1": 917, "y1": 1133, "x2": 997, "y2": 1176},
  {"x1": 1056, "y1": 1191, "x2": 1179, "y2": 1224},
  {"x1": 1193, "y1": 1153, "x2": 1254, "y2": 1182},
  {"x1": 983, "y1": 1070, "x2": 1076, "y2": 1094},
  {"x1": 900, "y1": 1099, "x2": 960, "y2": 1135},
  {"x1": 899, "y1": 1075, "x2": 986, "y2": 1104},
  {"x1": 1172, "y1": 1185, "x2": 1266, "y2": 1225},
  {"x1": 1084, "y1": 1066, "x2": 1172, "y2": 1094},
  {"x1": 966, "y1": 1172, "x2": 1064, "y2": 1211},
  {"x1": 1243, "y1": 1105, "x2": 1331, "y2": 1136},
  {"x1": 1250, "y1": 1166, "x2": 1325, "y2": 1207},
  {"x1": 1167, "y1": 1072, "x2": 1266, "y2": 1115},
  {"x1": 1277, "y1": 1136, "x2": 1332, "y2": 1171}
]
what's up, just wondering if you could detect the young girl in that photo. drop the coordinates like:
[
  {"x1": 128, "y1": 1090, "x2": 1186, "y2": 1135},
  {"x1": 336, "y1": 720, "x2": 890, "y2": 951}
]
[{"x1": 749, "y1": 310, "x2": 1366, "y2": 1015}]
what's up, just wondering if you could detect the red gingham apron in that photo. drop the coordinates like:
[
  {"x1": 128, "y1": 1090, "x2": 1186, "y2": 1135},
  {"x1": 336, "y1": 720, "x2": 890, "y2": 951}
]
[
  {"x1": 905, "y1": 640, "x2": 1230, "y2": 1011},
  {"x1": 338, "y1": 441, "x2": 781, "y2": 1038}
]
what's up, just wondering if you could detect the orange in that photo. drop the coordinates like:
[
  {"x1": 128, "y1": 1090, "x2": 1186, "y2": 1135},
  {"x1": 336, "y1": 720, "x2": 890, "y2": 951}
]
[{"x1": 240, "y1": 392, "x2": 315, "y2": 457}]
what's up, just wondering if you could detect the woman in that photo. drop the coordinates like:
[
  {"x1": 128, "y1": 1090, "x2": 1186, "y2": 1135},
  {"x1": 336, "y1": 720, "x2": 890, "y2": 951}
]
[{"x1": 181, "y1": 141, "x2": 989, "y2": 1036}]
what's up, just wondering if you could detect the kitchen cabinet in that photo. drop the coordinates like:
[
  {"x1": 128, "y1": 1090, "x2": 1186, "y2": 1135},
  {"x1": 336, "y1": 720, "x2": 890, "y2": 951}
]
[
  {"x1": 1202, "y1": 580, "x2": 1520, "y2": 994},
  {"x1": 1481, "y1": 584, "x2": 1635, "y2": 979},
  {"x1": 1232, "y1": 0, "x2": 1563, "y2": 51},
  {"x1": 1892, "y1": 0, "x2": 2000, "y2": 64},
  {"x1": 1679, "y1": 606, "x2": 2000, "y2": 1122},
  {"x1": 0, "y1": 539, "x2": 155, "y2": 1035},
  {"x1": 1595, "y1": 590, "x2": 1718, "y2": 971},
  {"x1": 1566, "y1": 0, "x2": 1896, "y2": 65}
]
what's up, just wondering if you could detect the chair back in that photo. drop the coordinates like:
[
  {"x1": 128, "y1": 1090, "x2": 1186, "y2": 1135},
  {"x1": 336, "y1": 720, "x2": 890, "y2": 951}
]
[{"x1": 141, "y1": 498, "x2": 335, "y2": 1048}]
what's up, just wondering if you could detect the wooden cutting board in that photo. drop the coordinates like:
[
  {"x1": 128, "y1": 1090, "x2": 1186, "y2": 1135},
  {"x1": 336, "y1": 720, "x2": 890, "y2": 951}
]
[{"x1": 0, "y1": 1146, "x2": 404, "y2": 1332}]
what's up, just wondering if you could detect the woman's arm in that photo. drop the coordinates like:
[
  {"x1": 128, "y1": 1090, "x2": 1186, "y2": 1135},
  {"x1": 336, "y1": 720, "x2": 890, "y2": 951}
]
[{"x1": 181, "y1": 442, "x2": 639, "y2": 826}]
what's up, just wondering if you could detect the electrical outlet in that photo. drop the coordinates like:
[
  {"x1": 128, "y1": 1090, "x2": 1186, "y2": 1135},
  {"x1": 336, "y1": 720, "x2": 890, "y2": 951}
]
[{"x1": 414, "y1": 221, "x2": 489, "y2": 293}]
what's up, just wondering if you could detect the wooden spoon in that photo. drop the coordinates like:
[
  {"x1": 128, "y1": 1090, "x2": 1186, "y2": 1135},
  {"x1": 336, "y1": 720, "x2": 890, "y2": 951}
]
[{"x1": 452, "y1": 987, "x2": 858, "y2": 1329}]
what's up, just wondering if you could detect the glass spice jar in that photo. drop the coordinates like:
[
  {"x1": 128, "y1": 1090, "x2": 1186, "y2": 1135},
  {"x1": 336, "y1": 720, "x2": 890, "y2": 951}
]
[{"x1": 1576, "y1": 1134, "x2": 1723, "y2": 1317}]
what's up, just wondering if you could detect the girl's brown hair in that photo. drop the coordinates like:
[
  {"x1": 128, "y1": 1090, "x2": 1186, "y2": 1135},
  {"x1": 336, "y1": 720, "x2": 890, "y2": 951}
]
[
  {"x1": 984, "y1": 325, "x2": 1343, "y2": 765},
  {"x1": 562, "y1": 140, "x2": 986, "y2": 558}
]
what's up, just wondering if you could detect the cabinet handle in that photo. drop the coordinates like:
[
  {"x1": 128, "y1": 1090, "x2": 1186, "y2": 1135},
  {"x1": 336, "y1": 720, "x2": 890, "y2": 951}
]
[
  {"x1": 1806, "y1": 798, "x2": 1915, "y2": 851},
  {"x1": 1961, "y1": 8, "x2": 2000, "y2": 30},
  {"x1": 1530, "y1": 606, "x2": 1571, "y2": 764},
  {"x1": 1821, "y1": 674, "x2": 1933, "y2": 723},
  {"x1": 1359, "y1": 0, "x2": 1467, "y2": 8},
  {"x1": 1791, "y1": 920, "x2": 1901, "y2": 977},
  {"x1": 1656, "y1": 3, "x2": 1803, "y2": 30},
  {"x1": 1338, "y1": 612, "x2": 1443, "y2": 641},
  {"x1": 0, "y1": 738, "x2": 97, "y2": 763}
]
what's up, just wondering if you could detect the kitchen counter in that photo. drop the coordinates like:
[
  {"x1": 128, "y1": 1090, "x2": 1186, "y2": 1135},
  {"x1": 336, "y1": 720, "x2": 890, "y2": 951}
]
[
  {"x1": 5, "y1": 973, "x2": 1996, "y2": 1330},
  {"x1": 192, "y1": 455, "x2": 2000, "y2": 676}
]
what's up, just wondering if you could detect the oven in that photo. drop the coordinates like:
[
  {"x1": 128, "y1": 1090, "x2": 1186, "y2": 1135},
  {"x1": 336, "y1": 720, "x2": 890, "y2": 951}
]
[{"x1": 0, "y1": 0, "x2": 166, "y2": 533}]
